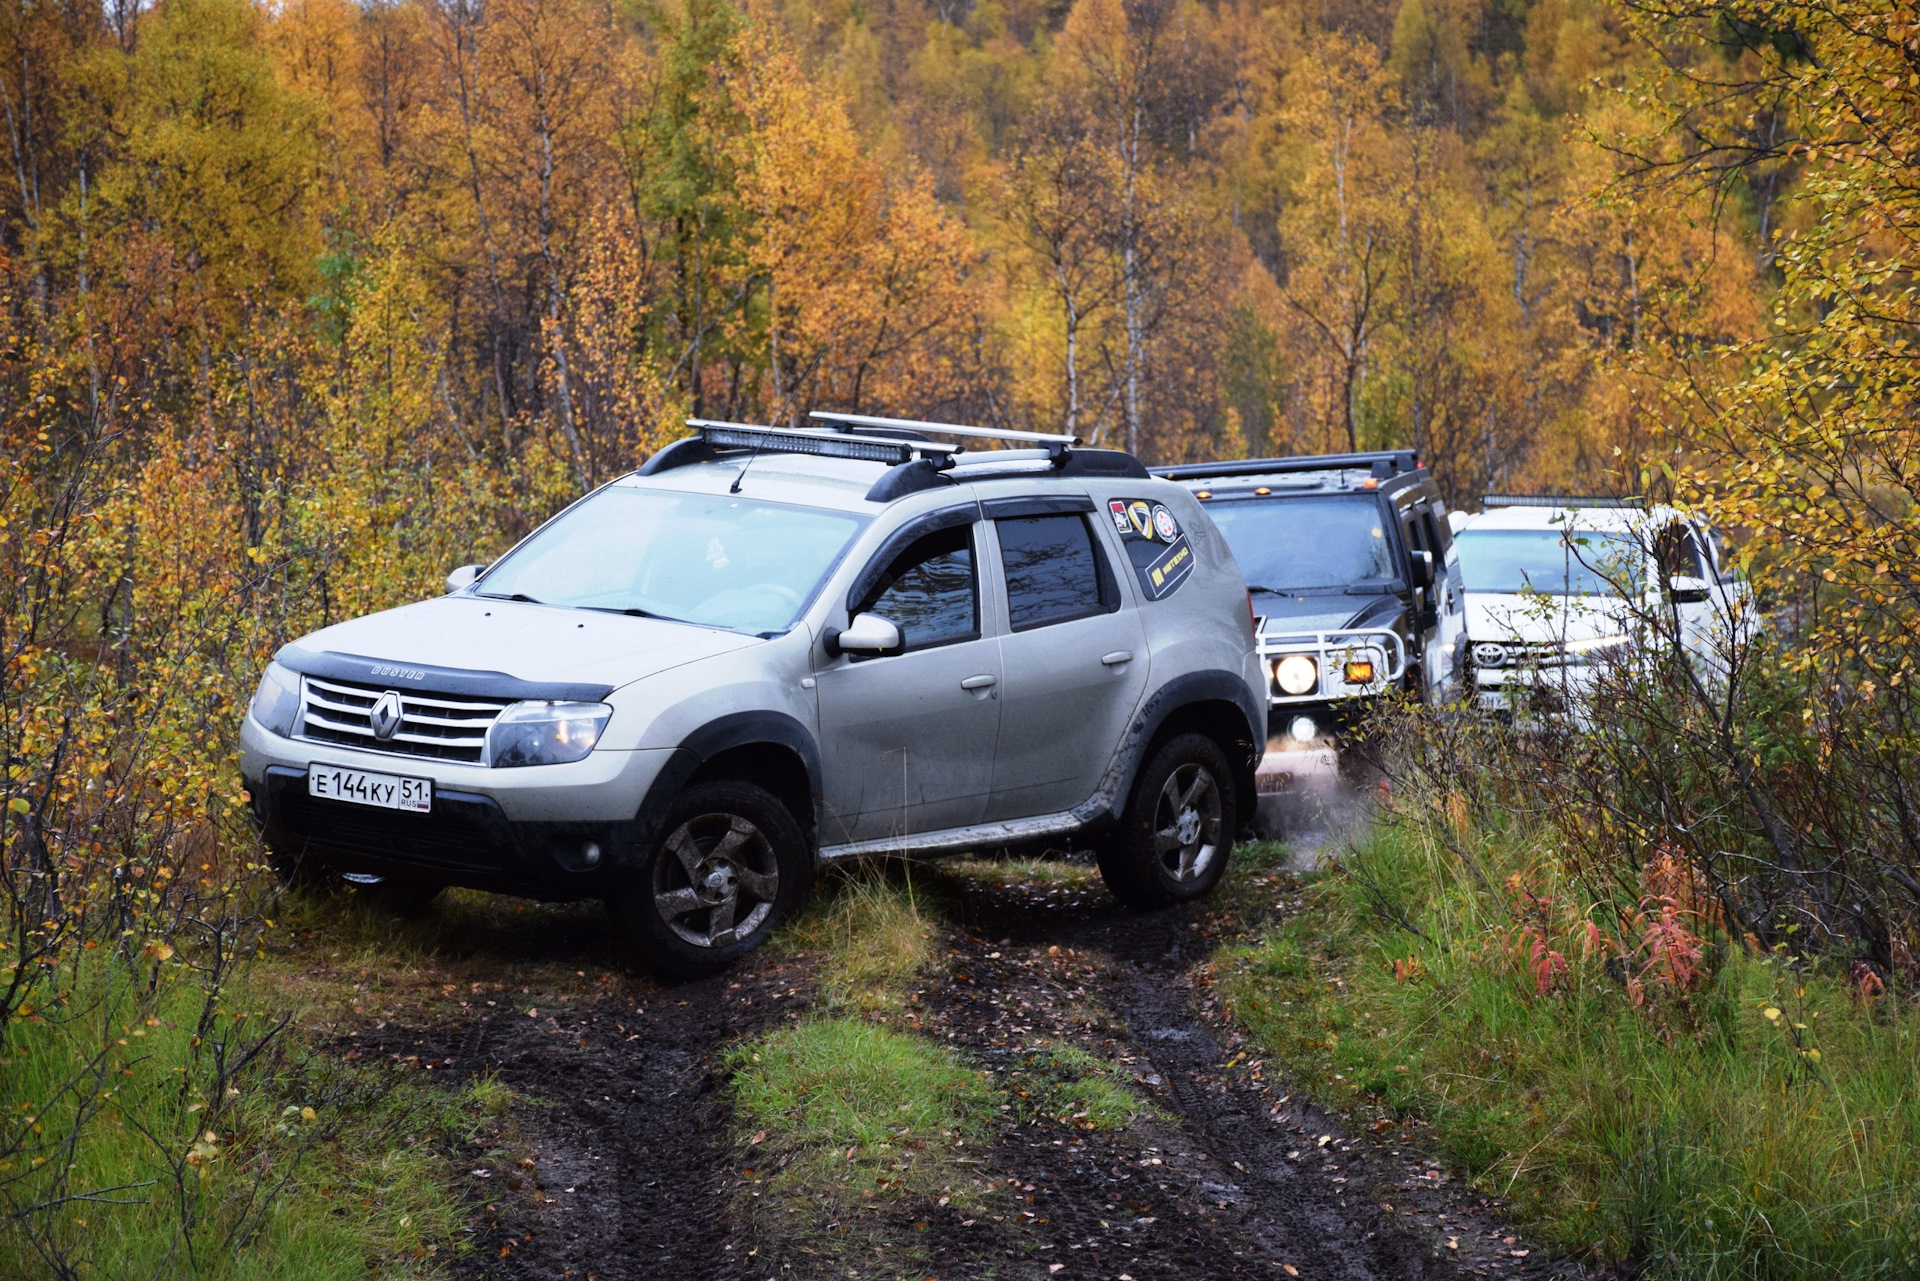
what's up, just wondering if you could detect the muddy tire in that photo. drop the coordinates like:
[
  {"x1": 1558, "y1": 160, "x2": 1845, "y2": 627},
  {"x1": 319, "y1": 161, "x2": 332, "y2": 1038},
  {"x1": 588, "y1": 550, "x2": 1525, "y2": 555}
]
[
  {"x1": 606, "y1": 780, "x2": 811, "y2": 981},
  {"x1": 1097, "y1": 733, "x2": 1235, "y2": 909}
]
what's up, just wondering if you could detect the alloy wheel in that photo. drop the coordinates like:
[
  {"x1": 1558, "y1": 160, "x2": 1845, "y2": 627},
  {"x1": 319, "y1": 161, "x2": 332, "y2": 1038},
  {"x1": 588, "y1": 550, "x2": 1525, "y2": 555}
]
[
  {"x1": 1153, "y1": 762, "x2": 1222, "y2": 883},
  {"x1": 652, "y1": 812, "x2": 780, "y2": 948}
]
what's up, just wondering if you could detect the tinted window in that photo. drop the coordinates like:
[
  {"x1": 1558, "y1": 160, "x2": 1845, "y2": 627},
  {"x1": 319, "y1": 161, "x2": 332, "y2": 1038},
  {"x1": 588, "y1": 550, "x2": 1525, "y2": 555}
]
[
  {"x1": 999, "y1": 514, "x2": 1108, "y2": 631},
  {"x1": 859, "y1": 525, "x2": 977, "y2": 650},
  {"x1": 1654, "y1": 522, "x2": 1706, "y2": 581}
]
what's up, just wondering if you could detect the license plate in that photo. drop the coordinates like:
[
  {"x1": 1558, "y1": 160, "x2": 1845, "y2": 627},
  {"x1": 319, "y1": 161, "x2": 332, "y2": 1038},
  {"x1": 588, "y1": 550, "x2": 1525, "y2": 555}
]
[{"x1": 308, "y1": 764, "x2": 432, "y2": 813}]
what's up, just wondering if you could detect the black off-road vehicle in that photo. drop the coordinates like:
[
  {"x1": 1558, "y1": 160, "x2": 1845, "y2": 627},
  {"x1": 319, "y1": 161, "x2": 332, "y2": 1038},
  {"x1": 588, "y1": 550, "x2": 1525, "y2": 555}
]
[{"x1": 1153, "y1": 450, "x2": 1465, "y2": 743}]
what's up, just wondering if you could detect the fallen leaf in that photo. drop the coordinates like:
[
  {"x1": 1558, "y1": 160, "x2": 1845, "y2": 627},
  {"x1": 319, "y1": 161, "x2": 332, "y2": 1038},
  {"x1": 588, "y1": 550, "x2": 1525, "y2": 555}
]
[{"x1": 1284, "y1": 1267, "x2": 1299, "y2": 1277}]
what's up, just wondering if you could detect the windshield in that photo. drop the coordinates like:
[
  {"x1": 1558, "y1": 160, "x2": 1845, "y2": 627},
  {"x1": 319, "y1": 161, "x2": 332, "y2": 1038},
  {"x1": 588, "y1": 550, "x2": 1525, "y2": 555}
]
[
  {"x1": 476, "y1": 486, "x2": 866, "y2": 633},
  {"x1": 1455, "y1": 529, "x2": 1644, "y2": 596},
  {"x1": 1204, "y1": 496, "x2": 1396, "y2": 591}
]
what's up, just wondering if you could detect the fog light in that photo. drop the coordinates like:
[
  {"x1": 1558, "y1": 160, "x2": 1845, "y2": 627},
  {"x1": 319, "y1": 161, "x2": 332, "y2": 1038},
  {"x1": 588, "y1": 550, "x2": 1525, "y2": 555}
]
[
  {"x1": 1288, "y1": 715, "x2": 1318, "y2": 742},
  {"x1": 1274, "y1": 654, "x2": 1318, "y2": 695},
  {"x1": 1343, "y1": 658, "x2": 1375, "y2": 683},
  {"x1": 582, "y1": 841, "x2": 602, "y2": 867}
]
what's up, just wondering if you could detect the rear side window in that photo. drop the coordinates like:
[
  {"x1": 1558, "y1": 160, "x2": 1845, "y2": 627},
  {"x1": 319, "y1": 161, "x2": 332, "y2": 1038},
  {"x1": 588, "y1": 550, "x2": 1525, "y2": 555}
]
[
  {"x1": 997, "y1": 514, "x2": 1115, "y2": 631},
  {"x1": 858, "y1": 525, "x2": 978, "y2": 650}
]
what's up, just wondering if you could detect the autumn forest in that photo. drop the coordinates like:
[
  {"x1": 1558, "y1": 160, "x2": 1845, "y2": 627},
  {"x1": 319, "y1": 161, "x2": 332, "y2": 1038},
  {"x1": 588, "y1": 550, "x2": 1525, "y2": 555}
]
[{"x1": 7, "y1": 0, "x2": 1920, "y2": 1272}]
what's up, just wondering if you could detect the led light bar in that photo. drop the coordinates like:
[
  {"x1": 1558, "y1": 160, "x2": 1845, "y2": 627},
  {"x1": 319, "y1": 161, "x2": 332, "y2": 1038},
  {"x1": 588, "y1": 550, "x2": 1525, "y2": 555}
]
[
  {"x1": 1482, "y1": 494, "x2": 1644, "y2": 509},
  {"x1": 689, "y1": 419, "x2": 956, "y2": 467}
]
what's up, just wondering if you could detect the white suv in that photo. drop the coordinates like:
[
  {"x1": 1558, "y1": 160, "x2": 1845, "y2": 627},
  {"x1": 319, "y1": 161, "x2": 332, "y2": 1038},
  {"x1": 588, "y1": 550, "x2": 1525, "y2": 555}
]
[
  {"x1": 1453, "y1": 497, "x2": 1756, "y2": 715},
  {"x1": 241, "y1": 415, "x2": 1266, "y2": 976}
]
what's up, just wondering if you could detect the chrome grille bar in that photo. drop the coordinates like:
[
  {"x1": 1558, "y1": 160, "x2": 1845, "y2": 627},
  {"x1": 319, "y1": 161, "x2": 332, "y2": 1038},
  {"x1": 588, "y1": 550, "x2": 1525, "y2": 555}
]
[{"x1": 298, "y1": 675, "x2": 513, "y2": 764}]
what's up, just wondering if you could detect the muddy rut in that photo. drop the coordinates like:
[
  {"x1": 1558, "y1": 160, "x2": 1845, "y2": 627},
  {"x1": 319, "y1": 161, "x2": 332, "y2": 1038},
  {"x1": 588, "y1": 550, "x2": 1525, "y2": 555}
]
[{"x1": 338, "y1": 783, "x2": 1578, "y2": 1281}]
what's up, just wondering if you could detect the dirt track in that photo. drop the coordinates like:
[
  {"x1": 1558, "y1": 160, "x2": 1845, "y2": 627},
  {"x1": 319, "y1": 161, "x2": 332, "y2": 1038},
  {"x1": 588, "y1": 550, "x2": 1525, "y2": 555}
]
[{"x1": 328, "y1": 834, "x2": 1581, "y2": 1280}]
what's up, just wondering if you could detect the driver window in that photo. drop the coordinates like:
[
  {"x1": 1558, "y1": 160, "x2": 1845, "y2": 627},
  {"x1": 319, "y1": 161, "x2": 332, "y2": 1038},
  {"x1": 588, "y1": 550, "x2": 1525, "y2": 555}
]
[
  {"x1": 856, "y1": 525, "x2": 979, "y2": 651},
  {"x1": 1654, "y1": 522, "x2": 1706, "y2": 583}
]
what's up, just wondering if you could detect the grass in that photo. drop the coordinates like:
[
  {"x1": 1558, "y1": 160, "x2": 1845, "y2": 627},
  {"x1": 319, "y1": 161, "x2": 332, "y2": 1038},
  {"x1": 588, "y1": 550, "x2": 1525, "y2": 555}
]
[
  {"x1": 1007, "y1": 1040, "x2": 1152, "y2": 1132},
  {"x1": 727, "y1": 1017, "x2": 1000, "y2": 1206},
  {"x1": 0, "y1": 949, "x2": 487, "y2": 1279},
  {"x1": 778, "y1": 861, "x2": 940, "y2": 1014},
  {"x1": 1217, "y1": 814, "x2": 1920, "y2": 1278}
]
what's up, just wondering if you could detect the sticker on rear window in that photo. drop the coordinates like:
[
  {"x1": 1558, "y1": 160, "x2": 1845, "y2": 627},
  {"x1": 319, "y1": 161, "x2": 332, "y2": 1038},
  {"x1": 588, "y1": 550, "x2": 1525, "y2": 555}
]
[{"x1": 1109, "y1": 496, "x2": 1195, "y2": 599}]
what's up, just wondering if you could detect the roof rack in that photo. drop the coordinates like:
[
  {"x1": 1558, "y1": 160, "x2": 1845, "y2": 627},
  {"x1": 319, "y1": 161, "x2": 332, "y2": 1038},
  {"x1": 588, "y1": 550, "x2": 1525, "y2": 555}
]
[
  {"x1": 1483, "y1": 494, "x2": 1644, "y2": 509},
  {"x1": 633, "y1": 413, "x2": 1149, "y2": 503},
  {"x1": 684, "y1": 419, "x2": 958, "y2": 468},
  {"x1": 810, "y1": 411, "x2": 1079, "y2": 462},
  {"x1": 1151, "y1": 450, "x2": 1420, "y2": 483}
]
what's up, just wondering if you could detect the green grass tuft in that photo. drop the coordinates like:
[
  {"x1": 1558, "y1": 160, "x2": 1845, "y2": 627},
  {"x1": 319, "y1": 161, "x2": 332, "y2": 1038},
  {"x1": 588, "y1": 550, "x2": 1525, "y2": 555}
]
[
  {"x1": 1009, "y1": 1041, "x2": 1152, "y2": 1131},
  {"x1": 1218, "y1": 817, "x2": 1920, "y2": 1279},
  {"x1": 727, "y1": 1017, "x2": 1000, "y2": 1205},
  {"x1": 1, "y1": 952, "x2": 481, "y2": 1279}
]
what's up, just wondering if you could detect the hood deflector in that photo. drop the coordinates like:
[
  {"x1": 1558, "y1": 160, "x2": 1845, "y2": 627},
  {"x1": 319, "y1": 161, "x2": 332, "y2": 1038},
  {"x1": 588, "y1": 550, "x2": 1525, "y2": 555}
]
[{"x1": 273, "y1": 645, "x2": 615, "y2": 704}]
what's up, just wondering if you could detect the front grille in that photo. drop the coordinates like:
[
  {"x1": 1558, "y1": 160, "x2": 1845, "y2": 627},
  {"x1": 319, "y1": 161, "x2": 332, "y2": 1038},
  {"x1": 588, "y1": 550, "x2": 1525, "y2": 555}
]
[
  {"x1": 276, "y1": 787, "x2": 512, "y2": 873},
  {"x1": 299, "y1": 675, "x2": 510, "y2": 764}
]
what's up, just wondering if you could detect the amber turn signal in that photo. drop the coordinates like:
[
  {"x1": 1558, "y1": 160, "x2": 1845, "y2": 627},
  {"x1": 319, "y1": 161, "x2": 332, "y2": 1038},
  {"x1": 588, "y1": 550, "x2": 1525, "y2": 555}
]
[{"x1": 1343, "y1": 659, "x2": 1375, "y2": 683}]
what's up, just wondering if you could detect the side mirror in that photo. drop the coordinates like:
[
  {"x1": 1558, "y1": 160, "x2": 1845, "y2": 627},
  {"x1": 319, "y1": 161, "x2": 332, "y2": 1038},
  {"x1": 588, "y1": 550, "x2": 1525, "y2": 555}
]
[
  {"x1": 1409, "y1": 549, "x2": 1435, "y2": 590},
  {"x1": 1668, "y1": 575, "x2": 1711, "y2": 605},
  {"x1": 446, "y1": 564, "x2": 485, "y2": 593},
  {"x1": 824, "y1": 612, "x2": 903, "y2": 657}
]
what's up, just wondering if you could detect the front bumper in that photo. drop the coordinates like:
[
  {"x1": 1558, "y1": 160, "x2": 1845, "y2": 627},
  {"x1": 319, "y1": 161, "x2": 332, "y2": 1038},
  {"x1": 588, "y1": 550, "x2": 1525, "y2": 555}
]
[
  {"x1": 1256, "y1": 627, "x2": 1405, "y2": 708},
  {"x1": 240, "y1": 715, "x2": 675, "y2": 899},
  {"x1": 1472, "y1": 663, "x2": 1604, "y2": 714}
]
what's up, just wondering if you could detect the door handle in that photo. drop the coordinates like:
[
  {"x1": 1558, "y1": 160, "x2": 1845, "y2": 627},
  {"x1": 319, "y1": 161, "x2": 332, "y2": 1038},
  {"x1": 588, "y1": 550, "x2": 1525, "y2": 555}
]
[
  {"x1": 1101, "y1": 651, "x2": 1134, "y2": 666},
  {"x1": 960, "y1": 674, "x2": 998, "y2": 690}
]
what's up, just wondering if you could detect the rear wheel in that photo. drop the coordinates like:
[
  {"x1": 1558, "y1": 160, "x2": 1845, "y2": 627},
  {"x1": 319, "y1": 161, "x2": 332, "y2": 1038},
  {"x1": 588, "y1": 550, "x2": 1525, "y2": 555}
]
[
  {"x1": 606, "y1": 780, "x2": 811, "y2": 980},
  {"x1": 1097, "y1": 733, "x2": 1236, "y2": 908}
]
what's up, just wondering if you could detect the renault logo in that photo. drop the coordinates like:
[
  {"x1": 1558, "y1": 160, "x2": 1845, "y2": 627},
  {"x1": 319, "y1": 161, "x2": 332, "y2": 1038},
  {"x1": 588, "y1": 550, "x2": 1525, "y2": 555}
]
[{"x1": 369, "y1": 691, "x2": 405, "y2": 741}]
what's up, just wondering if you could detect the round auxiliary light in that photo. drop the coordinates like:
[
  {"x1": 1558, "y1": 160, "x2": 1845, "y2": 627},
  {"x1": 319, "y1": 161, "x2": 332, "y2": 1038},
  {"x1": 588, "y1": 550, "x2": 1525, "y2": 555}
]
[
  {"x1": 1288, "y1": 715, "x2": 1319, "y2": 743},
  {"x1": 1274, "y1": 654, "x2": 1318, "y2": 696},
  {"x1": 582, "y1": 841, "x2": 602, "y2": 867}
]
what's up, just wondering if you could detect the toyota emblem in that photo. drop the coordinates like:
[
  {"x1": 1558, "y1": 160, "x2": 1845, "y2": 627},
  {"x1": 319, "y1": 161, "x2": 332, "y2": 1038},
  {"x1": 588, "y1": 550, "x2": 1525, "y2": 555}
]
[
  {"x1": 369, "y1": 690, "x2": 404, "y2": 740},
  {"x1": 1472, "y1": 642, "x2": 1508, "y2": 668}
]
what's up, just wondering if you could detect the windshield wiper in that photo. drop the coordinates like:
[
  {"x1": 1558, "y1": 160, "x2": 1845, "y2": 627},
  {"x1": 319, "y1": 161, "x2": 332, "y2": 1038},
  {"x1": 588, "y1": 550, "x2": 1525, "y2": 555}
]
[
  {"x1": 477, "y1": 592, "x2": 543, "y2": 604},
  {"x1": 580, "y1": 605, "x2": 672, "y2": 621},
  {"x1": 1244, "y1": 584, "x2": 1293, "y2": 596}
]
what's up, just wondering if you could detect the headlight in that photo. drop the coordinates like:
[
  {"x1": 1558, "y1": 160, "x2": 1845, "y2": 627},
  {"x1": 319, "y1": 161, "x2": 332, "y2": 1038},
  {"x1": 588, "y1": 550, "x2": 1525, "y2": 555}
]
[
  {"x1": 1273, "y1": 654, "x2": 1318, "y2": 696},
  {"x1": 488, "y1": 701, "x2": 612, "y2": 767},
  {"x1": 250, "y1": 662, "x2": 302, "y2": 737}
]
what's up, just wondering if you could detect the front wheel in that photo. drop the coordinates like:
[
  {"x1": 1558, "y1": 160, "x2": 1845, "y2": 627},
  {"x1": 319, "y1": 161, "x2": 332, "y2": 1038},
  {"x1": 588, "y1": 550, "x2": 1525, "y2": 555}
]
[
  {"x1": 1097, "y1": 733, "x2": 1236, "y2": 909},
  {"x1": 606, "y1": 780, "x2": 811, "y2": 980}
]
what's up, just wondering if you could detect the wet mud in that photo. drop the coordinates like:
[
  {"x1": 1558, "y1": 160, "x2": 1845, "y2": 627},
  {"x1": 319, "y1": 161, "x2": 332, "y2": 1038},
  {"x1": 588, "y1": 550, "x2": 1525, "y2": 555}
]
[{"x1": 327, "y1": 788, "x2": 1583, "y2": 1279}]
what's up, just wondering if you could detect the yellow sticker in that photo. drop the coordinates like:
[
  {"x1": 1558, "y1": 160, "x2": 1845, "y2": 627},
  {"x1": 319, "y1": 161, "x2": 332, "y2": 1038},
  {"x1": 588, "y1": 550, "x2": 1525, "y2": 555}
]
[{"x1": 1128, "y1": 501, "x2": 1154, "y2": 537}]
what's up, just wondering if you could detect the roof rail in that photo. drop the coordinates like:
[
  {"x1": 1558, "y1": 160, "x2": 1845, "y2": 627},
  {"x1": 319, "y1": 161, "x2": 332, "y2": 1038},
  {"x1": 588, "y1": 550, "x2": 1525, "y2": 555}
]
[
  {"x1": 1151, "y1": 450, "x2": 1420, "y2": 482},
  {"x1": 810, "y1": 411, "x2": 1079, "y2": 461},
  {"x1": 1482, "y1": 494, "x2": 1644, "y2": 509},
  {"x1": 684, "y1": 418, "x2": 958, "y2": 468}
]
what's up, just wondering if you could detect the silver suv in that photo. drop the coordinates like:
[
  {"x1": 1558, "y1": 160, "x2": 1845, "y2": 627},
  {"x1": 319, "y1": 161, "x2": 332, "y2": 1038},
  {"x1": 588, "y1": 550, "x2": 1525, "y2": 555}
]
[{"x1": 240, "y1": 414, "x2": 1266, "y2": 976}]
